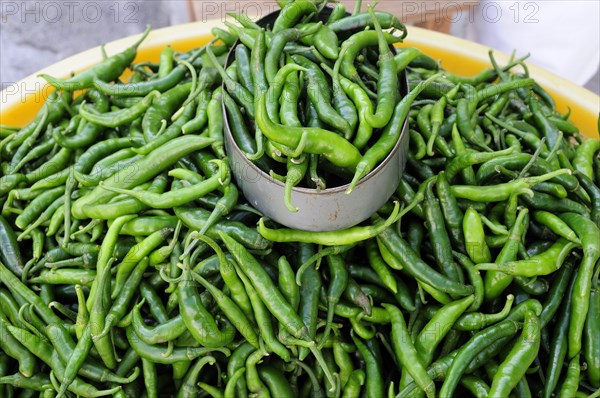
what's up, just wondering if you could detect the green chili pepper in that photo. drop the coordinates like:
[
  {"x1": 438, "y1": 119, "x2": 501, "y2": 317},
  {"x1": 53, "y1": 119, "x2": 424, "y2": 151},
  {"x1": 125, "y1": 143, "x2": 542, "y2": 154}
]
[
  {"x1": 0, "y1": 215, "x2": 24, "y2": 277},
  {"x1": 439, "y1": 319, "x2": 522, "y2": 397},
  {"x1": 14, "y1": 186, "x2": 65, "y2": 230},
  {"x1": 436, "y1": 171, "x2": 466, "y2": 252},
  {"x1": 558, "y1": 355, "x2": 583, "y2": 398},
  {"x1": 365, "y1": 239, "x2": 398, "y2": 294},
  {"x1": 488, "y1": 310, "x2": 541, "y2": 396},
  {"x1": 453, "y1": 294, "x2": 515, "y2": 331},
  {"x1": 266, "y1": 64, "x2": 306, "y2": 125},
  {"x1": 523, "y1": 190, "x2": 591, "y2": 215},
  {"x1": 132, "y1": 305, "x2": 187, "y2": 345},
  {"x1": 378, "y1": 222, "x2": 473, "y2": 296},
  {"x1": 424, "y1": 178, "x2": 461, "y2": 280},
  {"x1": 174, "y1": 206, "x2": 268, "y2": 250},
  {"x1": 341, "y1": 369, "x2": 365, "y2": 398},
  {"x1": 190, "y1": 234, "x2": 260, "y2": 347},
  {"x1": 7, "y1": 324, "x2": 123, "y2": 396},
  {"x1": 361, "y1": 5, "x2": 398, "y2": 129},
  {"x1": 94, "y1": 63, "x2": 186, "y2": 97},
  {"x1": 266, "y1": 24, "x2": 321, "y2": 83},
  {"x1": 533, "y1": 210, "x2": 581, "y2": 244},
  {"x1": 9, "y1": 139, "x2": 55, "y2": 175},
  {"x1": 476, "y1": 238, "x2": 577, "y2": 277},
  {"x1": 220, "y1": 232, "x2": 336, "y2": 390},
  {"x1": 559, "y1": 213, "x2": 600, "y2": 359},
  {"x1": 574, "y1": 171, "x2": 600, "y2": 228},
  {"x1": 452, "y1": 168, "x2": 571, "y2": 202},
  {"x1": 141, "y1": 82, "x2": 194, "y2": 142},
  {"x1": 217, "y1": 250, "x2": 255, "y2": 323},
  {"x1": 384, "y1": 303, "x2": 435, "y2": 398},
  {"x1": 347, "y1": 74, "x2": 440, "y2": 192},
  {"x1": 0, "y1": 307, "x2": 37, "y2": 377},
  {"x1": 125, "y1": 325, "x2": 229, "y2": 365},
  {"x1": 258, "y1": 365, "x2": 295, "y2": 397},
  {"x1": 40, "y1": 26, "x2": 150, "y2": 90},
  {"x1": 278, "y1": 255, "x2": 300, "y2": 311},
  {"x1": 463, "y1": 207, "x2": 492, "y2": 264},
  {"x1": 102, "y1": 159, "x2": 228, "y2": 209},
  {"x1": 272, "y1": 0, "x2": 318, "y2": 33},
  {"x1": 256, "y1": 92, "x2": 361, "y2": 169},
  {"x1": 320, "y1": 254, "x2": 348, "y2": 346},
  {"x1": 328, "y1": 10, "x2": 407, "y2": 36},
  {"x1": 460, "y1": 375, "x2": 490, "y2": 398},
  {"x1": 324, "y1": 63, "x2": 372, "y2": 147},
  {"x1": 80, "y1": 91, "x2": 160, "y2": 128},
  {"x1": 220, "y1": 232, "x2": 307, "y2": 339},
  {"x1": 536, "y1": 260, "x2": 573, "y2": 328},
  {"x1": 4, "y1": 91, "x2": 70, "y2": 156},
  {"x1": 292, "y1": 54, "x2": 352, "y2": 136},
  {"x1": 573, "y1": 139, "x2": 600, "y2": 181},
  {"x1": 583, "y1": 286, "x2": 600, "y2": 388},
  {"x1": 445, "y1": 146, "x2": 516, "y2": 183},
  {"x1": 327, "y1": 2, "x2": 347, "y2": 24},
  {"x1": 235, "y1": 261, "x2": 291, "y2": 361},
  {"x1": 177, "y1": 246, "x2": 236, "y2": 348},
  {"x1": 415, "y1": 295, "x2": 474, "y2": 365},
  {"x1": 529, "y1": 93, "x2": 560, "y2": 149},
  {"x1": 0, "y1": 374, "x2": 52, "y2": 392},
  {"x1": 258, "y1": 202, "x2": 399, "y2": 245},
  {"x1": 71, "y1": 135, "x2": 214, "y2": 219},
  {"x1": 426, "y1": 83, "x2": 460, "y2": 156},
  {"x1": 135, "y1": 100, "x2": 197, "y2": 156},
  {"x1": 296, "y1": 243, "x2": 321, "y2": 361},
  {"x1": 544, "y1": 267, "x2": 578, "y2": 398},
  {"x1": 227, "y1": 343, "x2": 254, "y2": 398}
]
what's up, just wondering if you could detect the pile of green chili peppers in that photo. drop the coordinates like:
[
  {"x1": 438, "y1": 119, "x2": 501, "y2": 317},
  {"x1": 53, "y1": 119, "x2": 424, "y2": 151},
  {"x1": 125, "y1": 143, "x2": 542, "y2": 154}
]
[{"x1": 1, "y1": 0, "x2": 600, "y2": 397}]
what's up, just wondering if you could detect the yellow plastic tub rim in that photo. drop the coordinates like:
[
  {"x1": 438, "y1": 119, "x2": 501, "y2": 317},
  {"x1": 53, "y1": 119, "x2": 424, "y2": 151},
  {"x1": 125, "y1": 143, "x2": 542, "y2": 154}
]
[{"x1": 1, "y1": 21, "x2": 598, "y2": 138}]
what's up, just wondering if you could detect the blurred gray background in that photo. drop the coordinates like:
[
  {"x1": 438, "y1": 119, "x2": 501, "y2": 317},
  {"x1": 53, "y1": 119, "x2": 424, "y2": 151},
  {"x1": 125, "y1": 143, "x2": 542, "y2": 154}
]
[
  {"x1": 1, "y1": 0, "x2": 598, "y2": 94},
  {"x1": 0, "y1": 0, "x2": 189, "y2": 91}
]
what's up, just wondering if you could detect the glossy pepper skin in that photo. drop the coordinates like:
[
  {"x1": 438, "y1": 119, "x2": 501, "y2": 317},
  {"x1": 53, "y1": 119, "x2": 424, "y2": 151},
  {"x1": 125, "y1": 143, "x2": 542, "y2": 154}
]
[
  {"x1": 71, "y1": 135, "x2": 214, "y2": 219},
  {"x1": 0, "y1": 215, "x2": 24, "y2": 277},
  {"x1": 39, "y1": 26, "x2": 151, "y2": 91},
  {"x1": 255, "y1": 92, "x2": 361, "y2": 169},
  {"x1": 556, "y1": 214, "x2": 599, "y2": 360},
  {"x1": 488, "y1": 311, "x2": 541, "y2": 396},
  {"x1": 583, "y1": 286, "x2": 600, "y2": 388}
]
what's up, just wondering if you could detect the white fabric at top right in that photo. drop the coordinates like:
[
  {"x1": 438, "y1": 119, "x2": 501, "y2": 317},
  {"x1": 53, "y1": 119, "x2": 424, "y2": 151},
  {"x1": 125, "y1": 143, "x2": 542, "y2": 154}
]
[{"x1": 465, "y1": 0, "x2": 600, "y2": 86}]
